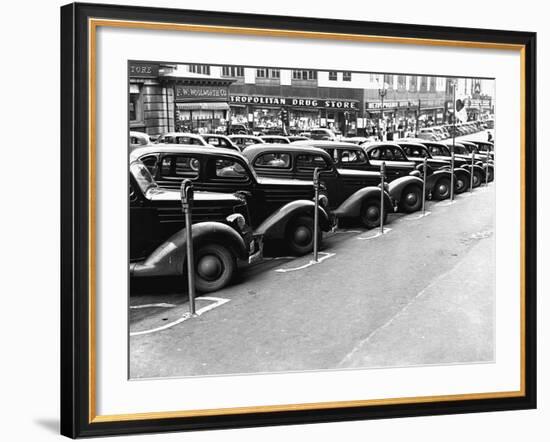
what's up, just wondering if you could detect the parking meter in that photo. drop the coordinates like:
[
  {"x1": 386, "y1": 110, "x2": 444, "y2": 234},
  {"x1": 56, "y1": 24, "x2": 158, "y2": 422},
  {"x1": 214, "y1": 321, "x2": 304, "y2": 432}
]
[
  {"x1": 313, "y1": 167, "x2": 320, "y2": 262},
  {"x1": 180, "y1": 179, "x2": 196, "y2": 315},
  {"x1": 380, "y1": 162, "x2": 386, "y2": 233}
]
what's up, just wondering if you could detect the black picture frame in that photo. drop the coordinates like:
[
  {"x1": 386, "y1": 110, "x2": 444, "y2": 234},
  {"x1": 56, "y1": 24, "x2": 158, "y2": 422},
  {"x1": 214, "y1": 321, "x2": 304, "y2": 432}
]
[{"x1": 60, "y1": 2, "x2": 537, "y2": 438}]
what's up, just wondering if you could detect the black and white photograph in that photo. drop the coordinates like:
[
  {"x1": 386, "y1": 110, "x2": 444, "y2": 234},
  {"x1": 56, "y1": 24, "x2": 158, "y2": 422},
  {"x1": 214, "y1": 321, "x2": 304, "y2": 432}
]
[{"x1": 128, "y1": 61, "x2": 496, "y2": 379}]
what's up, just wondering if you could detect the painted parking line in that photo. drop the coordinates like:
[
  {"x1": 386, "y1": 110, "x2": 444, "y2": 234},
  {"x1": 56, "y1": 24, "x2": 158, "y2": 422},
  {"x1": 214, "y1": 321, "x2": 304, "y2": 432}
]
[
  {"x1": 403, "y1": 211, "x2": 431, "y2": 221},
  {"x1": 130, "y1": 296, "x2": 230, "y2": 337},
  {"x1": 357, "y1": 228, "x2": 392, "y2": 240},
  {"x1": 275, "y1": 252, "x2": 335, "y2": 273},
  {"x1": 130, "y1": 303, "x2": 176, "y2": 309}
]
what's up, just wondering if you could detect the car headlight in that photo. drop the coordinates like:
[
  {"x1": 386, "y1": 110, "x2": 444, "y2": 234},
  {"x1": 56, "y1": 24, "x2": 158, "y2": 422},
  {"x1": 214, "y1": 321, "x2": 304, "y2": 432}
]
[{"x1": 226, "y1": 213, "x2": 247, "y2": 232}]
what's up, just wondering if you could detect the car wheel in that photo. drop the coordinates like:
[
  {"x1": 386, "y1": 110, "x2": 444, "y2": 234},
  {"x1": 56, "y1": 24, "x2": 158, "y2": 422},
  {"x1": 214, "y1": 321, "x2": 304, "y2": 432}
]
[
  {"x1": 455, "y1": 173, "x2": 468, "y2": 194},
  {"x1": 472, "y1": 170, "x2": 483, "y2": 188},
  {"x1": 487, "y1": 167, "x2": 494, "y2": 182},
  {"x1": 193, "y1": 243, "x2": 236, "y2": 293},
  {"x1": 432, "y1": 177, "x2": 451, "y2": 200},
  {"x1": 360, "y1": 199, "x2": 388, "y2": 229},
  {"x1": 399, "y1": 184, "x2": 422, "y2": 213},
  {"x1": 286, "y1": 215, "x2": 319, "y2": 256}
]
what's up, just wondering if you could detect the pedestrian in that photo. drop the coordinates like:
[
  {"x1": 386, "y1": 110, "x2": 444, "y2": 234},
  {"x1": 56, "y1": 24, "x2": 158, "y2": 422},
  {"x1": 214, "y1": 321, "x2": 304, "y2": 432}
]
[{"x1": 487, "y1": 131, "x2": 493, "y2": 142}]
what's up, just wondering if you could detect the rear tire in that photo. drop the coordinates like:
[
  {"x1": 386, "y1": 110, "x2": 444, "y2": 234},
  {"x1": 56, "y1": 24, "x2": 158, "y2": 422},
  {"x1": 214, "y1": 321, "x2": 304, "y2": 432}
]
[
  {"x1": 472, "y1": 170, "x2": 483, "y2": 188},
  {"x1": 432, "y1": 177, "x2": 451, "y2": 200},
  {"x1": 194, "y1": 243, "x2": 236, "y2": 293},
  {"x1": 286, "y1": 215, "x2": 319, "y2": 256},
  {"x1": 360, "y1": 199, "x2": 388, "y2": 229},
  {"x1": 399, "y1": 184, "x2": 423, "y2": 213},
  {"x1": 455, "y1": 173, "x2": 468, "y2": 194}
]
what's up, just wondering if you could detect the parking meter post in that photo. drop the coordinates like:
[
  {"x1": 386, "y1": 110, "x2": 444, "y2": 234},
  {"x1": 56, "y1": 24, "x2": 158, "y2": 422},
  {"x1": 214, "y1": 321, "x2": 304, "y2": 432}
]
[
  {"x1": 470, "y1": 152, "x2": 475, "y2": 192},
  {"x1": 313, "y1": 167, "x2": 320, "y2": 263},
  {"x1": 450, "y1": 150, "x2": 455, "y2": 201},
  {"x1": 380, "y1": 162, "x2": 386, "y2": 234},
  {"x1": 422, "y1": 157, "x2": 427, "y2": 215},
  {"x1": 485, "y1": 150, "x2": 490, "y2": 186},
  {"x1": 180, "y1": 180, "x2": 196, "y2": 316}
]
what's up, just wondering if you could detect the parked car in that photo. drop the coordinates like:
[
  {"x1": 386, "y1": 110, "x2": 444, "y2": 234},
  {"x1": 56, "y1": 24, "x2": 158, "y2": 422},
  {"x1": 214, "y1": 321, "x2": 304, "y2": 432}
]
[
  {"x1": 130, "y1": 145, "x2": 332, "y2": 255},
  {"x1": 130, "y1": 160, "x2": 255, "y2": 292},
  {"x1": 129, "y1": 131, "x2": 152, "y2": 153},
  {"x1": 396, "y1": 141, "x2": 471, "y2": 194},
  {"x1": 287, "y1": 135, "x2": 310, "y2": 143},
  {"x1": 442, "y1": 141, "x2": 494, "y2": 182},
  {"x1": 417, "y1": 128, "x2": 441, "y2": 141},
  {"x1": 228, "y1": 135, "x2": 266, "y2": 150},
  {"x1": 466, "y1": 139, "x2": 494, "y2": 159},
  {"x1": 361, "y1": 142, "x2": 455, "y2": 201},
  {"x1": 260, "y1": 135, "x2": 291, "y2": 144},
  {"x1": 155, "y1": 132, "x2": 209, "y2": 146},
  {"x1": 422, "y1": 140, "x2": 487, "y2": 187},
  {"x1": 290, "y1": 140, "x2": 426, "y2": 212},
  {"x1": 201, "y1": 134, "x2": 240, "y2": 151},
  {"x1": 242, "y1": 143, "x2": 419, "y2": 228},
  {"x1": 228, "y1": 123, "x2": 250, "y2": 135}
]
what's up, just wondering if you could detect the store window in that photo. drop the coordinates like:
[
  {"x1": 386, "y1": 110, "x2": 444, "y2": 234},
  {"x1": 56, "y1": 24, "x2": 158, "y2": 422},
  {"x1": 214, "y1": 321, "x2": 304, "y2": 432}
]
[
  {"x1": 222, "y1": 66, "x2": 244, "y2": 77},
  {"x1": 343, "y1": 71, "x2": 352, "y2": 82},
  {"x1": 129, "y1": 84, "x2": 143, "y2": 123},
  {"x1": 254, "y1": 153, "x2": 291, "y2": 169},
  {"x1": 328, "y1": 71, "x2": 338, "y2": 81},
  {"x1": 188, "y1": 64, "x2": 211, "y2": 75}
]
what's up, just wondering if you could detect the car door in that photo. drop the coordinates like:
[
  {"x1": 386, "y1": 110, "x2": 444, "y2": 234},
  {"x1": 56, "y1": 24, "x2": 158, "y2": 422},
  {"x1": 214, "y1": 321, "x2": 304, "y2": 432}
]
[
  {"x1": 294, "y1": 152, "x2": 341, "y2": 207},
  {"x1": 366, "y1": 145, "x2": 410, "y2": 181}
]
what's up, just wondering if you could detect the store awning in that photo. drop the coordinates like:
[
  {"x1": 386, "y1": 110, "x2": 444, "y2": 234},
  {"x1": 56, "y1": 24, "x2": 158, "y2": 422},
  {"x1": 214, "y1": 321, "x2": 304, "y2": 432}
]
[{"x1": 175, "y1": 102, "x2": 229, "y2": 110}]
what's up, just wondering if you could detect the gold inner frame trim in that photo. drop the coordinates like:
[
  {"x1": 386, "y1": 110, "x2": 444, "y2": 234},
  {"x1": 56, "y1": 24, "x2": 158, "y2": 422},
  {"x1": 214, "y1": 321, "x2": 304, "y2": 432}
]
[{"x1": 88, "y1": 17, "x2": 527, "y2": 424}]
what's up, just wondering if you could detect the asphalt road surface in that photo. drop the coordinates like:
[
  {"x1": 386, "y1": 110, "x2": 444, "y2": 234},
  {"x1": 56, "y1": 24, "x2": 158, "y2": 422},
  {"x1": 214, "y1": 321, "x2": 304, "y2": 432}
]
[{"x1": 129, "y1": 180, "x2": 495, "y2": 379}]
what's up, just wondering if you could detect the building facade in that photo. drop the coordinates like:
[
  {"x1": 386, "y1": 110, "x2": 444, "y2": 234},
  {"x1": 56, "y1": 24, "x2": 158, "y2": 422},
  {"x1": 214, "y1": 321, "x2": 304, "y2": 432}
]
[{"x1": 129, "y1": 62, "x2": 495, "y2": 137}]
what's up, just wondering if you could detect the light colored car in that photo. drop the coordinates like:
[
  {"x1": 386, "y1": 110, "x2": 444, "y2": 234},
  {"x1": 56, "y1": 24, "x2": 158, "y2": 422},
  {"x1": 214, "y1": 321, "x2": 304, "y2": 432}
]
[
  {"x1": 260, "y1": 135, "x2": 291, "y2": 144},
  {"x1": 155, "y1": 132, "x2": 209, "y2": 146},
  {"x1": 129, "y1": 131, "x2": 152, "y2": 152},
  {"x1": 310, "y1": 128, "x2": 337, "y2": 141},
  {"x1": 228, "y1": 135, "x2": 266, "y2": 150},
  {"x1": 201, "y1": 134, "x2": 240, "y2": 151}
]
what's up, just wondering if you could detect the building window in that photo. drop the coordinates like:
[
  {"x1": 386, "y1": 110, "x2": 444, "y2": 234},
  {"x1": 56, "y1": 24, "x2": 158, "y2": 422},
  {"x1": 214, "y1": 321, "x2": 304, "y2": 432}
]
[
  {"x1": 397, "y1": 75, "x2": 406, "y2": 90},
  {"x1": 292, "y1": 70, "x2": 318, "y2": 80},
  {"x1": 343, "y1": 71, "x2": 352, "y2": 82},
  {"x1": 429, "y1": 77, "x2": 437, "y2": 92},
  {"x1": 269, "y1": 69, "x2": 280, "y2": 79},
  {"x1": 328, "y1": 71, "x2": 338, "y2": 81},
  {"x1": 222, "y1": 66, "x2": 244, "y2": 77},
  {"x1": 129, "y1": 83, "x2": 142, "y2": 123},
  {"x1": 383, "y1": 74, "x2": 393, "y2": 87},
  {"x1": 188, "y1": 64, "x2": 211, "y2": 75},
  {"x1": 409, "y1": 76, "x2": 418, "y2": 92},
  {"x1": 419, "y1": 76, "x2": 428, "y2": 92},
  {"x1": 256, "y1": 68, "x2": 266, "y2": 78}
]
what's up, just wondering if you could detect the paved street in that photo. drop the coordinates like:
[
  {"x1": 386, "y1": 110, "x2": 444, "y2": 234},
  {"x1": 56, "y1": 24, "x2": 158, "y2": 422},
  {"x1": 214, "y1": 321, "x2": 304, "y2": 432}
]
[{"x1": 130, "y1": 182, "x2": 495, "y2": 379}]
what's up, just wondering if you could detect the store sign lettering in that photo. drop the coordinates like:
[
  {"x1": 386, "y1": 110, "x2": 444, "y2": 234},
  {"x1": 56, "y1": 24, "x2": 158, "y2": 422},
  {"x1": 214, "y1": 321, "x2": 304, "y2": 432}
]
[
  {"x1": 230, "y1": 95, "x2": 357, "y2": 110},
  {"x1": 176, "y1": 86, "x2": 228, "y2": 100},
  {"x1": 128, "y1": 63, "x2": 159, "y2": 78}
]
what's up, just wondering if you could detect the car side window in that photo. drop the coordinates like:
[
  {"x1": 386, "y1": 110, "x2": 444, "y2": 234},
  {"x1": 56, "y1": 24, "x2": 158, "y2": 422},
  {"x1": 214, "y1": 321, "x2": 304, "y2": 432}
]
[
  {"x1": 254, "y1": 153, "x2": 291, "y2": 169},
  {"x1": 340, "y1": 149, "x2": 367, "y2": 164},
  {"x1": 391, "y1": 147, "x2": 406, "y2": 160},
  {"x1": 377, "y1": 147, "x2": 395, "y2": 161},
  {"x1": 159, "y1": 155, "x2": 200, "y2": 178},
  {"x1": 296, "y1": 154, "x2": 330, "y2": 172},
  {"x1": 210, "y1": 159, "x2": 250, "y2": 181}
]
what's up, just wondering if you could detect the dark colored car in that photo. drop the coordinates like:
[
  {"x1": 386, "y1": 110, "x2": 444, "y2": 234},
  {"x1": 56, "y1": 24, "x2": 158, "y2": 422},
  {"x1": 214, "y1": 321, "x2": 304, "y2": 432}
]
[
  {"x1": 130, "y1": 160, "x2": 254, "y2": 292},
  {"x1": 241, "y1": 143, "x2": 419, "y2": 228},
  {"x1": 396, "y1": 141, "x2": 471, "y2": 194},
  {"x1": 442, "y1": 141, "x2": 494, "y2": 182},
  {"x1": 228, "y1": 123, "x2": 250, "y2": 135},
  {"x1": 261, "y1": 135, "x2": 291, "y2": 144},
  {"x1": 130, "y1": 145, "x2": 331, "y2": 255},
  {"x1": 361, "y1": 142, "x2": 455, "y2": 201}
]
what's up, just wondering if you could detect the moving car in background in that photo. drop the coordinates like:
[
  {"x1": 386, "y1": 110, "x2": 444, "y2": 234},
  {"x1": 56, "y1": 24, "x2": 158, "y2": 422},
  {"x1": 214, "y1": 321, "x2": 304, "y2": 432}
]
[
  {"x1": 228, "y1": 134, "x2": 265, "y2": 150},
  {"x1": 260, "y1": 135, "x2": 291, "y2": 144},
  {"x1": 242, "y1": 143, "x2": 421, "y2": 228},
  {"x1": 155, "y1": 132, "x2": 209, "y2": 146},
  {"x1": 129, "y1": 131, "x2": 152, "y2": 153},
  {"x1": 130, "y1": 145, "x2": 332, "y2": 255},
  {"x1": 309, "y1": 128, "x2": 338, "y2": 141},
  {"x1": 201, "y1": 134, "x2": 241, "y2": 151}
]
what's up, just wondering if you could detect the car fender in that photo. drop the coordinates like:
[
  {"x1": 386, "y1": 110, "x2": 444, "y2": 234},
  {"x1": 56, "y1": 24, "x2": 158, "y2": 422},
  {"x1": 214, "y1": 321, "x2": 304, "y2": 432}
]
[
  {"x1": 332, "y1": 187, "x2": 392, "y2": 218},
  {"x1": 254, "y1": 199, "x2": 331, "y2": 240},
  {"x1": 453, "y1": 167, "x2": 471, "y2": 182},
  {"x1": 130, "y1": 222, "x2": 247, "y2": 278},
  {"x1": 461, "y1": 163, "x2": 486, "y2": 179},
  {"x1": 387, "y1": 175, "x2": 424, "y2": 202},
  {"x1": 425, "y1": 169, "x2": 453, "y2": 193}
]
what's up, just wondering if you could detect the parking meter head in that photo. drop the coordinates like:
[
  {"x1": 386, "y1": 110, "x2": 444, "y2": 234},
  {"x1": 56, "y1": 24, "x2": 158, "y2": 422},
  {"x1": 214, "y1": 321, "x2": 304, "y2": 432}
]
[{"x1": 181, "y1": 179, "x2": 194, "y2": 207}]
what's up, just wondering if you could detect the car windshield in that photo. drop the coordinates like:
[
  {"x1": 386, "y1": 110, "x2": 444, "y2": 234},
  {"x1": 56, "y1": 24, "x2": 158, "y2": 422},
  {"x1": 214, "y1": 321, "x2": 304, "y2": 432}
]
[{"x1": 130, "y1": 162, "x2": 157, "y2": 194}]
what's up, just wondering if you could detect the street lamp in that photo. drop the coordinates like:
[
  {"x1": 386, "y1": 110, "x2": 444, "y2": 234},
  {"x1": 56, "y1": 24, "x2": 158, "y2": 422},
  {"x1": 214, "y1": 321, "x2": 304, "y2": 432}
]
[{"x1": 378, "y1": 79, "x2": 388, "y2": 140}]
